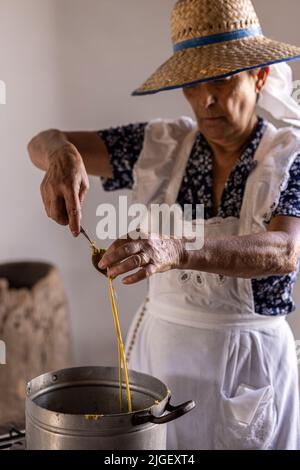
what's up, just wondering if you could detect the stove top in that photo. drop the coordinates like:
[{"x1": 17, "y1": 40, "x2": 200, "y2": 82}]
[{"x1": 0, "y1": 424, "x2": 25, "y2": 450}]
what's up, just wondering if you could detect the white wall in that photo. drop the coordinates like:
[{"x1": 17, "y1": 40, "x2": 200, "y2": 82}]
[{"x1": 0, "y1": 0, "x2": 300, "y2": 370}]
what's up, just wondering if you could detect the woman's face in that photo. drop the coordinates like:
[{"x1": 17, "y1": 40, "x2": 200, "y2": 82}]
[{"x1": 182, "y1": 68, "x2": 269, "y2": 144}]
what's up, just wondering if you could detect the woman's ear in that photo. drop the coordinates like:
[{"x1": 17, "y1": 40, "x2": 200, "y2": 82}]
[{"x1": 256, "y1": 67, "x2": 270, "y2": 92}]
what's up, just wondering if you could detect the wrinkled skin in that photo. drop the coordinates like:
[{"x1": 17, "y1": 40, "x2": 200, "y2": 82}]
[
  {"x1": 40, "y1": 143, "x2": 89, "y2": 233},
  {"x1": 99, "y1": 232, "x2": 186, "y2": 285}
]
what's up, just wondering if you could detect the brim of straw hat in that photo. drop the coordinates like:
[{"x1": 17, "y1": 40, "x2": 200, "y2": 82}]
[{"x1": 132, "y1": 36, "x2": 300, "y2": 96}]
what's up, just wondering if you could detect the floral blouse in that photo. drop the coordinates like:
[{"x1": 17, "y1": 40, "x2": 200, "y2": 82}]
[{"x1": 98, "y1": 117, "x2": 300, "y2": 316}]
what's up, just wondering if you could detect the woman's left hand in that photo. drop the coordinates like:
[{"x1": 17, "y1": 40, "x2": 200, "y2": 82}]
[{"x1": 98, "y1": 232, "x2": 187, "y2": 285}]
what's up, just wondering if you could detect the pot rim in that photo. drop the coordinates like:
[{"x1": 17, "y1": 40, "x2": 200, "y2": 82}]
[{"x1": 26, "y1": 366, "x2": 171, "y2": 422}]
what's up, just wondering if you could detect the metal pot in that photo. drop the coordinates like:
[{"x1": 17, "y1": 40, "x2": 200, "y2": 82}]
[{"x1": 26, "y1": 366, "x2": 195, "y2": 450}]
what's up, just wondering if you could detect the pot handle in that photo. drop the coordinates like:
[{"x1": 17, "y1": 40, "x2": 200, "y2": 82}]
[{"x1": 133, "y1": 400, "x2": 196, "y2": 426}]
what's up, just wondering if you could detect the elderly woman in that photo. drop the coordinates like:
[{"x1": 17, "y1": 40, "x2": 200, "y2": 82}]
[{"x1": 28, "y1": 0, "x2": 300, "y2": 450}]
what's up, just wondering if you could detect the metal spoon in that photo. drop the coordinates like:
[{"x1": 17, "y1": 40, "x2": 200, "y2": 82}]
[
  {"x1": 80, "y1": 226, "x2": 93, "y2": 245},
  {"x1": 80, "y1": 226, "x2": 107, "y2": 276}
]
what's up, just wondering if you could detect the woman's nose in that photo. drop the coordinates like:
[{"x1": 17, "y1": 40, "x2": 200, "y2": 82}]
[{"x1": 197, "y1": 85, "x2": 216, "y2": 108}]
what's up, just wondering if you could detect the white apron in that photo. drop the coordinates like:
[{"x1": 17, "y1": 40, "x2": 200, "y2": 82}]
[{"x1": 125, "y1": 116, "x2": 300, "y2": 450}]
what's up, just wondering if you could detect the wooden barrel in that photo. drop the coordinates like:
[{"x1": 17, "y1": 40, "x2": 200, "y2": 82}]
[{"x1": 0, "y1": 262, "x2": 72, "y2": 425}]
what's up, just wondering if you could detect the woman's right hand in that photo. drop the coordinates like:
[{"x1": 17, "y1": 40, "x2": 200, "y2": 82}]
[{"x1": 40, "y1": 143, "x2": 90, "y2": 236}]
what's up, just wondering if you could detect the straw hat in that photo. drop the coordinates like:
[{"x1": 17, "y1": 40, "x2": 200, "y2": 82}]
[{"x1": 132, "y1": 0, "x2": 300, "y2": 96}]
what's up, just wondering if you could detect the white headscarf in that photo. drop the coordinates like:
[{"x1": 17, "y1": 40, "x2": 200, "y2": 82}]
[{"x1": 258, "y1": 62, "x2": 300, "y2": 128}]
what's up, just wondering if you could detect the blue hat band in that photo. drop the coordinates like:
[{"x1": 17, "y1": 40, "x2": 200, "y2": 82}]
[{"x1": 173, "y1": 26, "x2": 263, "y2": 53}]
